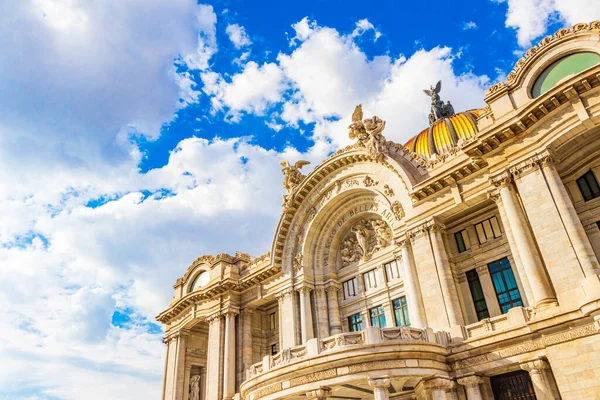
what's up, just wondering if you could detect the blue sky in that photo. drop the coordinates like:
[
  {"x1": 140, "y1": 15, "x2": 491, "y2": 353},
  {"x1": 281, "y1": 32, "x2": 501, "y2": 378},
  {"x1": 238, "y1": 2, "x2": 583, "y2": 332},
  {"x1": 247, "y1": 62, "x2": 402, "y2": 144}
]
[{"x1": 0, "y1": 0, "x2": 598, "y2": 399}]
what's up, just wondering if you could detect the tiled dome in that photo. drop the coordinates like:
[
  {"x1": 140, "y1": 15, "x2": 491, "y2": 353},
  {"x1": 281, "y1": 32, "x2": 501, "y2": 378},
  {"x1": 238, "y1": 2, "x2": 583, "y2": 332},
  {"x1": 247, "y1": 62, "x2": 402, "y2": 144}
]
[{"x1": 405, "y1": 109, "x2": 483, "y2": 158}]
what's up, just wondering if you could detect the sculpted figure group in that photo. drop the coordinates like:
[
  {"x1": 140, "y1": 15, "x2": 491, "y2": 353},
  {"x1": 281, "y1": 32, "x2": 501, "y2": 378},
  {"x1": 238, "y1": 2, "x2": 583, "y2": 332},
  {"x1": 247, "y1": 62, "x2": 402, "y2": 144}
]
[
  {"x1": 340, "y1": 218, "x2": 392, "y2": 266},
  {"x1": 348, "y1": 105, "x2": 388, "y2": 161}
]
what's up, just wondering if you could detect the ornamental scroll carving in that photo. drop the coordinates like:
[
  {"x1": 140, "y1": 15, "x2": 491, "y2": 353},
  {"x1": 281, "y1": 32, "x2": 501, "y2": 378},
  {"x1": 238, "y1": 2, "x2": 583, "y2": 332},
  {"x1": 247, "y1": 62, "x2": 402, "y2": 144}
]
[
  {"x1": 348, "y1": 105, "x2": 388, "y2": 161},
  {"x1": 340, "y1": 218, "x2": 392, "y2": 266}
]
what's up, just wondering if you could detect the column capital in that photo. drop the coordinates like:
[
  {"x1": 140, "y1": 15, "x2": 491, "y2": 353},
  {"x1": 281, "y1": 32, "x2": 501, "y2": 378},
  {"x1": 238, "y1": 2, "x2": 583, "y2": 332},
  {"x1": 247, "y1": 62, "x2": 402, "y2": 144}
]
[
  {"x1": 325, "y1": 284, "x2": 340, "y2": 293},
  {"x1": 584, "y1": 222, "x2": 600, "y2": 235},
  {"x1": 206, "y1": 313, "x2": 223, "y2": 325},
  {"x1": 490, "y1": 171, "x2": 513, "y2": 188},
  {"x1": 396, "y1": 233, "x2": 414, "y2": 247},
  {"x1": 297, "y1": 286, "x2": 313, "y2": 295},
  {"x1": 276, "y1": 287, "x2": 294, "y2": 302},
  {"x1": 223, "y1": 310, "x2": 239, "y2": 319},
  {"x1": 368, "y1": 377, "x2": 391, "y2": 389},
  {"x1": 487, "y1": 190, "x2": 501, "y2": 203},
  {"x1": 305, "y1": 386, "x2": 332, "y2": 399},
  {"x1": 457, "y1": 374, "x2": 483, "y2": 386},
  {"x1": 163, "y1": 328, "x2": 190, "y2": 344},
  {"x1": 241, "y1": 307, "x2": 255, "y2": 317},
  {"x1": 520, "y1": 358, "x2": 550, "y2": 375},
  {"x1": 509, "y1": 149, "x2": 556, "y2": 179},
  {"x1": 420, "y1": 377, "x2": 455, "y2": 391}
]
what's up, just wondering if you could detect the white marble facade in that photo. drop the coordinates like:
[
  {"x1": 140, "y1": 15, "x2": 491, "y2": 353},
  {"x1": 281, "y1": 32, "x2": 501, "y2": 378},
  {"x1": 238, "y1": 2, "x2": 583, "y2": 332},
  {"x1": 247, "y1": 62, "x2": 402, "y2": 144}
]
[{"x1": 158, "y1": 22, "x2": 600, "y2": 400}]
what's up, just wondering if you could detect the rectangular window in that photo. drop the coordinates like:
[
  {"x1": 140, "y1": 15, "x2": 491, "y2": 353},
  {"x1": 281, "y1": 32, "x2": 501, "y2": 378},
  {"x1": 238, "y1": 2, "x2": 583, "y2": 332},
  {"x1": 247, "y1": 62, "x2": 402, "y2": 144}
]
[
  {"x1": 489, "y1": 258, "x2": 523, "y2": 314},
  {"x1": 392, "y1": 296, "x2": 410, "y2": 326},
  {"x1": 577, "y1": 170, "x2": 600, "y2": 201},
  {"x1": 384, "y1": 260, "x2": 401, "y2": 281},
  {"x1": 348, "y1": 313, "x2": 363, "y2": 332},
  {"x1": 454, "y1": 230, "x2": 469, "y2": 253},
  {"x1": 363, "y1": 269, "x2": 377, "y2": 290},
  {"x1": 475, "y1": 216, "x2": 502, "y2": 244},
  {"x1": 271, "y1": 343, "x2": 279, "y2": 355},
  {"x1": 369, "y1": 305, "x2": 387, "y2": 328},
  {"x1": 466, "y1": 269, "x2": 490, "y2": 321},
  {"x1": 343, "y1": 277, "x2": 358, "y2": 299},
  {"x1": 269, "y1": 312, "x2": 276, "y2": 330}
]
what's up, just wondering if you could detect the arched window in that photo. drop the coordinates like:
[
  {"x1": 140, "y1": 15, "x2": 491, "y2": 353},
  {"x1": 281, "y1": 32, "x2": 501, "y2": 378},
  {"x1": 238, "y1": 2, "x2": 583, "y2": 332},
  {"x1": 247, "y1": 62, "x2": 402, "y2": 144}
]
[
  {"x1": 189, "y1": 271, "x2": 210, "y2": 292},
  {"x1": 532, "y1": 52, "x2": 600, "y2": 98}
]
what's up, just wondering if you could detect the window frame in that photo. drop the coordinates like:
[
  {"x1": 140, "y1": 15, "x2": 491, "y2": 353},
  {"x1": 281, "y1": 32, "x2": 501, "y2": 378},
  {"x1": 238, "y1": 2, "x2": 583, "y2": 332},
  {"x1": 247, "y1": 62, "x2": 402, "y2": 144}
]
[
  {"x1": 576, "y1": 170, "x2": 600, "y2": 202},
  {"x1": 384, "y1": 260, "x2": 401, "y2": 282},
  {"x1": 454, "y1": 229, "x2": 469, "y2": 253},
  {"x1": 348, "y1": 313, "x2": 363, "y2": 332},
  {"x1": 466, "y1": 269, "x2": 490, "y2": 321},
  {"x1": 474, "y1": 216, "x2": 502, "y2": 245},
  {"x1": 369, "y1": 305, "x2": 387, "y2": 328},
  {"x1": 363, "y1": 269, "x2": 377, "y2": 290},
  {"x1": 342, "y1": 277, "x2": 358, "y2": 299},
  {"x1": 392, "y1": 296, "x2": 410, "y2": 327},
  {"x1": 269, "y1": 312, "x2": 276, "y2": 330},
  {"x1": 488, "y1": 258, "x2": 523, "y2": 314}
]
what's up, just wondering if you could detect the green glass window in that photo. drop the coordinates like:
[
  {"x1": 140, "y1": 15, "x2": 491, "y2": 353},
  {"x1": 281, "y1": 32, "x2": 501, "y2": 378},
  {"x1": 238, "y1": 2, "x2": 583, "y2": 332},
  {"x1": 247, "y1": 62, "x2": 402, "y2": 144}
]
[
  {"x1": 532, "y1": 52, "x2": 600, "y2": 98},
  {"x1": 348, "y1": 313, "x2": 363, "y2": 332},
  {"x1": 466, "y1": 269, "x2": 490, "y2": 321},
  {"x1": 577, "y1": 170, "x2": 600, "y2": 202},
  {"x1": 392, "y1": 297, "x2": 410, "y2": 326},
  {"x1": 455, "y1": 230, "x2": 468, "y2": 253},
  {"x1": 489, "y1": 258, "x2": 523, "y2": 314},
  {"x1": 369, "y1": 305, "x2": 386, "y2": 328}
]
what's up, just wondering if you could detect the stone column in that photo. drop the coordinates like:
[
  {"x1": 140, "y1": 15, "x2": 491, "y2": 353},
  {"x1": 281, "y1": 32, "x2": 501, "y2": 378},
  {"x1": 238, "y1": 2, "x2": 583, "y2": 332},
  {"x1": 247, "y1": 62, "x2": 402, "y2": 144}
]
[
  {"x1": 162, "y1": 330, "x2": 190, "y2": 400},
  {"x1": 429, "y1": 222, "x2": 464, "y2": 326},
  {"x1": 368, "y1": 377, "x2": 391, "y2": 400},
  {"x1": 492, "y1": 173, "x2": 556, "y2": 307},
  {"x1": 326, "y1": 286, "x2": 342, "y2": 335},
  {"x1": 298, "y1": 287, "x2": 315, "y2": 343},
  {"x1": 457, "y1": 375, "x2": 483, "y2": 400},
  {"x1": 416, "y1": 378, "x2": 454, "y2": 400},
  {"x1": 305, "y1": 387, "x2": 332, "y2": 400},
  {"x1": 520, "y1": 359, "x2": 554, "y2": 400},
  {"x1": 205, "y1": 315, "x2": 224, "y2": 400},
  {"x1": 475, "y1": 265, "x2": 502, "y2": 317},
  {"x1": 541, "y1": 157, "x2": 599, "y2": 274},
  {"x1": 222, "y1": 312, "x2": 237, "y2": 400},
  {"x1": 240, "y1": 309, "x2": 254, "y2": 380},
  {"x1": 314, "y1": 287, "x2": 330, "y2": 339},
  {"x1": 400, "y1": 237, "x2": 427, "y2": 328},
  {"x1": 277, "y1": 288, "x2": 297, "y2": 349}
]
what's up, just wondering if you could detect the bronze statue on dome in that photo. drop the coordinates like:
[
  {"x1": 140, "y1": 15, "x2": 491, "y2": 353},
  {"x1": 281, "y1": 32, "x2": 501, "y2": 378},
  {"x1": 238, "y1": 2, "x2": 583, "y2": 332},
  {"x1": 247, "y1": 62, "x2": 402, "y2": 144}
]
[{"x1": 423, "y1": 80, "x2": 455, "y2": 126}]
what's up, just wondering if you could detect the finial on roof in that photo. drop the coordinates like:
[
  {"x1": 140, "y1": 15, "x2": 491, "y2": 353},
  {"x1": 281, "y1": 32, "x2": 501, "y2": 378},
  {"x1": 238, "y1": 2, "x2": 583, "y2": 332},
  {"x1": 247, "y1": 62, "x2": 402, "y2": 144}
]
[{"x1": 423, "y1": 80, "x2": 455, "y2": 126}]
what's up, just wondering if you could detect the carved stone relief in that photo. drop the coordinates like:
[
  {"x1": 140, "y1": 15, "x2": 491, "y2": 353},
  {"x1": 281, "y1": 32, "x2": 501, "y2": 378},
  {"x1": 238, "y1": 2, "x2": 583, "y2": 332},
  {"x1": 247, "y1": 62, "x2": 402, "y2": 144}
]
[{"x1": 340, "y1": 218, "x2": 392, "y2": 266}]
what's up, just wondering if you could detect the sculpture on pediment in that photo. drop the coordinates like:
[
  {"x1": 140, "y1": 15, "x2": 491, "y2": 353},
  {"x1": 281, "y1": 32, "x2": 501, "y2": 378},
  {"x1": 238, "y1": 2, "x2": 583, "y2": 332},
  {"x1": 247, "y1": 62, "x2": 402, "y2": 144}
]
[
  {"x1": 423, "y1": 80, "x2": 455, "y2": 126},
  {"x1": 280, "y1": 160, "x2": 310, "y2": 208},
  {"x1": 348, "y1": 105, "x2": 388, "y2": 161},
  {"x1": 371, "y1": 220, "x2": 392, "y2": 249},
  {"x1": 340, "y1": 218, "x2": 391, "y2": 266},
  {"x1": 189, "y1": 375, "x2": 201, "y2": 400}
]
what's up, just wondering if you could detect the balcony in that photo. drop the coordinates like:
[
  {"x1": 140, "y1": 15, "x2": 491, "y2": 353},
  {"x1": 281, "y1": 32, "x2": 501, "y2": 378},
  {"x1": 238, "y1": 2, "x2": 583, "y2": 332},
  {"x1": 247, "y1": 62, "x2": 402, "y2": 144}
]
[{"x1": 241, "y1": 326, "x2": 450, "y2": 400}]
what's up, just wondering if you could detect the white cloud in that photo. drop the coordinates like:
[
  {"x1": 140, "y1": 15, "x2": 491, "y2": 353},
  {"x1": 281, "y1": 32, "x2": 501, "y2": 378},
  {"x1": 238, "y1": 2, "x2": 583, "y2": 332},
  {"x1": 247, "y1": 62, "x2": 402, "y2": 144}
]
[
  {"x1": 352, "y1": 18, "x2": 382, "y2": 41},
  {"x1": 501, "y1": 0, "x2": 600, "y2": 47},
  {"x1": 201, "y1": 61, "x2": 287, "y2": 120},
  {"x1": 462, "y1": 21, "x2": 479, "y2": 30},
  {"x1": 226, "y1": 23, "x2": 252, "y2": 48}
]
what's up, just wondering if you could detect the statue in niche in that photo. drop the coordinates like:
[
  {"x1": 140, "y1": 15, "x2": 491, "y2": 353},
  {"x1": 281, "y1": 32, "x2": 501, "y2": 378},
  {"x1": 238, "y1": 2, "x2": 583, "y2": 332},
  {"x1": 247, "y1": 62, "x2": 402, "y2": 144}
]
[
  {"x1": 348, "y1": 105, "x2": 388, "y2": 161},
  {"x1": 423, "y1": 80, "x2": 455, "y2": 126},
  {"x1": 189, "y1": 375, "x2": 201, "y2": 400},
  {"x1": 280, "y1": 160, "x2": 311, "y2": 208},
  {"x1": 371, "y1": 220, "x2": 392, "y2": 249}
]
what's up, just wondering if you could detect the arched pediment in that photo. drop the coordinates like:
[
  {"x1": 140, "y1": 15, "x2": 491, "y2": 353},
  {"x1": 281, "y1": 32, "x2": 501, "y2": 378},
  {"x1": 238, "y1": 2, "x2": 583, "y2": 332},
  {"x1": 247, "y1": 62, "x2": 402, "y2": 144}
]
[
  {"x1": 485, "y1": 20, "x2": 600, "y2": 103},
  {"x1": 271, "y1": 147, "x2": 415, "y2": 274}
]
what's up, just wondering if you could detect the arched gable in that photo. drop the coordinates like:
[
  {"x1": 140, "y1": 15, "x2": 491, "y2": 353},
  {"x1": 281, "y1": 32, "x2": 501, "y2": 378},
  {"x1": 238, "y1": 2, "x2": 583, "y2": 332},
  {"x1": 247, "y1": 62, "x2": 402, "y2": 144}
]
[{"x1": 271, "y1": 144, "x2": 418, "y2": 276}]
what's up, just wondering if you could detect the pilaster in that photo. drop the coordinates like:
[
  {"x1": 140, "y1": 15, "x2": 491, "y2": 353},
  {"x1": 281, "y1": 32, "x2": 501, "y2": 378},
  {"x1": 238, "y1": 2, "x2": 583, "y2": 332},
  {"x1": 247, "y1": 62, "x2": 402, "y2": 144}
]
[
  {"x1": 276, "y1": 288, "x2": 297, "y2": 349},
  {"x1": 368, "y1": 377, "x2": 391, "y2": 400},
  {"x1": 325, "y1": 285, "x2": 342, "y2": 335},
  {"x1": 205, "y1": 314, "x2": 224, "y2": 400},
  {"x1": 297, "y1": 286, "x2": 315, "y2": 343},
  {"x1": 457, "y1": 375, "x2": 483, "y2": 400},
  {"x1": 399, "y1": 236, "x2": 427, "y2": 328},
  {"x1": 520, "y1": 358, "x2": 554, "y2": 400},
  {"x1": 314, "y1": 287, "x2": 330, "y2": 339}
]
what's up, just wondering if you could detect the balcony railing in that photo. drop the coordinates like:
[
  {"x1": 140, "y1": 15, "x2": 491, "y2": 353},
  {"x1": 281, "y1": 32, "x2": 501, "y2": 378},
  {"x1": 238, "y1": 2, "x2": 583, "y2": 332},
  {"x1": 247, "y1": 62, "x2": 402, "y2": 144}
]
[{"x1": 245, "y1": 325, "x2": 448, "y2": 380}]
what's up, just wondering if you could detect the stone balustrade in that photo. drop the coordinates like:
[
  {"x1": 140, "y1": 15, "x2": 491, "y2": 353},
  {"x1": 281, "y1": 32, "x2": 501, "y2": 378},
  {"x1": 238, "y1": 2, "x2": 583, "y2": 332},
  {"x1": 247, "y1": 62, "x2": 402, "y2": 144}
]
[
  {"x1": 463, "y1": 306, "x2": 531, "y2": 339},
  {"x1": 244, "y1": 325, "x2": 448, "y2": 381}
]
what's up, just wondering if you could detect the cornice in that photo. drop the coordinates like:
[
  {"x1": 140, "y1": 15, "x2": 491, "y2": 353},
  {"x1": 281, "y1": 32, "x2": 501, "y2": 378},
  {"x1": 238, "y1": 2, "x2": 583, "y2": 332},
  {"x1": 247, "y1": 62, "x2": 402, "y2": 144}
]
[{"x1": 485, "y1": 20, "x2": 600, "y2": 102}]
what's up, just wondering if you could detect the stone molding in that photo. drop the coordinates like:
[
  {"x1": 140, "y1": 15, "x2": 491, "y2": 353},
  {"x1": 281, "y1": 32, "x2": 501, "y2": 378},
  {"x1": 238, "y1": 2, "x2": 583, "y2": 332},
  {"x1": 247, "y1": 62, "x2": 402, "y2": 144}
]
[
  {"x1": 509, "y1": 150, "x2": 555, "y2": 179},
  {"x1": 163, "y1": 328, "x2": 190, "y2": 344},
  {"x1": 485, "y1": 20, "x2": 600, "y2": 102},
  {"x1": 276, "y1": 287, "x2": 294, "y2": 302}
]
